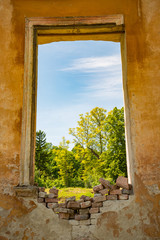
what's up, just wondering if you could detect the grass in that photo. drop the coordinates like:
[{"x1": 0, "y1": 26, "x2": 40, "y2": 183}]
[{"x1": 46, "y1": 187, "x2": 94, "y2": 203}]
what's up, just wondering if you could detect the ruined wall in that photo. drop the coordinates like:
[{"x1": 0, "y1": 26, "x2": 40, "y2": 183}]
[{"x1": 0, "y1": 0, "x2": 160, "y2": 239}]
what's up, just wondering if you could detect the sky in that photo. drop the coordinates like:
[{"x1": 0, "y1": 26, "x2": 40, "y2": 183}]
[{"x1": 37, "y1": 40, "x2": 124, "y2": 147}]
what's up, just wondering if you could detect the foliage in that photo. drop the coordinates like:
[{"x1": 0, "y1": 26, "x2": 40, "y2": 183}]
[{"x1": 35, "y1": 107, "x2": 127, "y2": 188}]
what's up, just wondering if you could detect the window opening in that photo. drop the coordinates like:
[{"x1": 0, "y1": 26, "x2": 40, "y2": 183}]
[{"x1": 35, "y1": 40, "x2": 127, "y2": 201}]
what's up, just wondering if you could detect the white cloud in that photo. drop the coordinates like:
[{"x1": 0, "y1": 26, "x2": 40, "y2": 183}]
[{"x1": 62, "y1": 55, "x2": 121, "y2": 72}]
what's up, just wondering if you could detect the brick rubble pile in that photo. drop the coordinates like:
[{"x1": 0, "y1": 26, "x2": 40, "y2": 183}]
[{"x1": 37, "y1": 176, "x2": 132, "y2": 221}]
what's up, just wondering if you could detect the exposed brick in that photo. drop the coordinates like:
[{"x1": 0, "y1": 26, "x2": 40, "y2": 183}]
[
  {"x1": 99, "y1": 188, "x2": 110, "y2": 195},
  {"x1": 54, "y1": 207, "x2": 74, "y2": 214},
  {"x1": 38, "y1": 187, "x2": 45, "y2": 192},
  {"x1": 58, "y1": 202, "x2": 67, "y2": 208},
  {"x1": 85, "y1": 196, "x2": 93, "y2": 202},
  {"x1": 89, "y1": 208, "x2": 99, "y2": 214},
  {"x1": 37, "y1": 197, "x2": 44, "y2": 203},
  {"x1": 118, "y1": 194, "x2": 129, "y2": 200},
  {"x1": 45, "y1": 198, "x2": 58, "y2": 203},
  {"x1": 75, "y1": 214, "x2": 89, "y2": 221},
  {"x1": 80, "y1": 201, "x2": 92, "y2": 208},
  {"x1": 49, "y1": 187, "x2": 59, "y2": 195},
  {"x1": 93, "y1": 195, "x2": 106, "y2": 203},
  {"x1": 122, "y1": 189, "x2": 131, "y2": 195},
  {"x1": 77, "y1": 199, "x2": 84, "y2": 203},
  {"x1": 106, "y1": 195, "x2": 117, "y2": 200},
  {"x1": 79, "y1": 208, "x2": 89, "y2": 215},
  {"x1": 99, "y1": 178, "x2": 112, "y2": 189},
  {"x1": 59, "y1": 213, "x2": 70, "y2": 220},
  {"x1": 110, "y1": 189, "x2": 122, "y2": 195},
  {"x1": 94, "y1": 193, "x2": 102, "y2": 197},
  {"x1": 116, "y1": 176, "x2": 129, "y2": 190},
  {"x1": 47, "y1": 203, "x2": 58, "y2": 209},
  {"x1": 67, "y1": 201, "x2": 80, "y2": 210},
  {"x1": 48, "y1": 193, "x2": 58, "y2": 198},
  {"x1": 111, "y1": 184, "x2": 120, "y2": 190},
  {"x1": 92, "y1": 202, "x2": 103, "y2": 208},
  {"x1": 39, "y1": 192, "x2": 46, "y2": 198},
  {"x1": 93, "y1": 184, "x2": 103, "y2": 193},
  {"x1": 66, "y1": 196, "x2": 76, "y2": 203}
]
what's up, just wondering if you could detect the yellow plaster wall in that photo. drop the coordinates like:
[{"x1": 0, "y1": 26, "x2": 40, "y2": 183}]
[{"x1": 0, "y1": 0, "x2": 160, "y2": 239}]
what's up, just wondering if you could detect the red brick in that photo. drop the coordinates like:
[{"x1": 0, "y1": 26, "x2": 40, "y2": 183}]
[
  {"x1": 92, "y1": 202, "x2": 103, "y2": 208},
  {"x1": 47, "y1": 203, "x2": 58, "y2": 209},
  {"x1": 75, "y1": 214, "x2": 89, "y2": 221},
  {"x1": 116, "y1": 176, "x2": 129, "y2": 190},
  {"x1": 38, "y1": 187, "x2": 45, "y2": 192},
  {"x1": 67, "y1": 201, "x2": 80, "y2": 210},
  {"x1": 93, "y1": 195, "x2": 106, "y2": 203},
  {"x1": 106, "y1": 195, "x2": 117, "y2": 200},
  {"x1": 80, "y1": 201, "x2": 92, "y2": 208},
  {"x1": 110, "y1": 189, "x2": 122, "y2": 195},
  {"x1": 99, "y1": 188, "x2": 110, "y2": 195},
  {"x1": 37, "y1": 198, "x2": 44, "y2": 203},
  {"x1": 59, "y1": 213, "x2": 70, "y2": 220},
  {"x1": 93, "y1": 184, "x2": 103, "y2": 193},
  {"x1": 89, "y1": 208, "x2": 99, "y2": 214},
  {"x1": 118, "y1": 194, "x2": 129, "y2": 200},
  {"x1": 99, "y1": 178, "x2": 112, "y2": 189},
  {"x1": 45, "y1": 198, "x2": 58, "y2": 203},
  {"x1": 54, "y1": 208, "x2": 74, "y2": 214},
  {"x1": 111, "y1": 184, "x2": 120, "y2": 190}
]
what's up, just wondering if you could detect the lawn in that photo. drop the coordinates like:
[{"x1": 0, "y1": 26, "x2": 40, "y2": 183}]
[{"x1": 46, "y1": 187, "x2": 94, "y2": 202}]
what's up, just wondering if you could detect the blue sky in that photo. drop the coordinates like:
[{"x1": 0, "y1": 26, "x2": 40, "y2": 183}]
[{"x1": 37, "y1": 41, "x2": 123, "y2": 147}]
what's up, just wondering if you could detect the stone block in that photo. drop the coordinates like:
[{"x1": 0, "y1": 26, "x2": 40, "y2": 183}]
[
  {"x1": 116, "y1": 176, "x2": 129, "y2": 190},
  {"x1": 118, "y1": 194, "x2": 129, "y2": 200},
  {"x1": 39, "y1": 192, "x2": 46, "y2": 198},
  {"x1": 99, "y1": 178, "x2": 112, "y2": 189},
  {"x1": 93, "y1": 184, "x2": 103, "y2": 193},
  {"x1": 75, "y1": 214, "x2": 89, "y2": 221},
  {"x1": 37, "y1": 197, "x2": 44, "y2": 203},
  {"x1": 45, "y1": 198, "x2": 58, "y2": 203},
  {"x1": 93, "y1": 195, "x2": 106, "y2": 203},
  {"x1": 79, "y1": 208, "x2": 89, "y2": 215},
  {"x1": 59, "y1": 213, "x2": 70, "y2": 220},
  {"x1": 49, "y1": 187, "x2": 59, "y2": 195},
  {"x1": 92, "y1": 202, "x2": 103, "y2": 208},
  {"x1": 77, "y1": 199, "x2": 84, "y2": 203},
  {"x1": 89, "y1": 208, "x2": 99, "y2": 214},
  {"x1": 110, "y1": 189, "x2": 122, "y2": 195},
  {"x1": 67, "y1": 201, "x2": 80, "y2": 209},
  {"x1": 99, "y1": 188, "x2": 110, "y2": 195},
  {"x1": 85, "y1": 196, "x2": 93, "y2": 202},
  {"x1": 47, "y1": 203, "x2": 58, "y2": 209},
  {"x1": 80, "y1": 201, "x2": 92, "y2": 208},
  {"x1": 48, "y1": 193, "x2": 58, "y2": 198},
  {"x1": 106, "y1": 195, "x2": 117, "y2": 200}
]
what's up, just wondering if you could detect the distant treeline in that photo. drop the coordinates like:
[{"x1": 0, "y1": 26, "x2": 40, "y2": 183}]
[{"x1": 35, "y1": 107, "x2": 127, "y2": 188}]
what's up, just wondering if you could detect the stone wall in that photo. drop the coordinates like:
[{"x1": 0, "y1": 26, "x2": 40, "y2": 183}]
[{"x1": 0, "y1": 0, "x2": 160, "y2": 239}]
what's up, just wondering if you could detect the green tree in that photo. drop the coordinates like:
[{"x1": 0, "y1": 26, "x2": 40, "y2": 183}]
[{"x1": 102, "y1": 107, "x2": 127, "y2": 181}]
